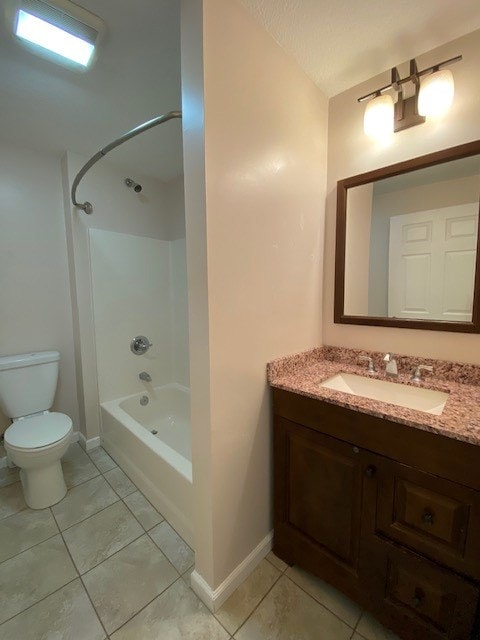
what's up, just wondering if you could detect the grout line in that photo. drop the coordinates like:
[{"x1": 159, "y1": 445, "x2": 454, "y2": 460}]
[
  {"x1": 282, "y1": 568, "x2": 362, "y2": 631},
  {"x1": 103, "y1": 480, "x2": 138, "y2": 501},
  {"x1": 79, "y1": 573, "x2": 110, "y2": 637},
  {"x1": 79, "y1": 530, "x2": 146, "y2": 577},
  {"x1": 117, "y1": 481, "x2": 166, "y2": 534},
  {"x1": 51, "y1": 505, "x2": 110, "y2": 639},
  {"x1": 353, "y1": 609, "x2": 365, "y2": 633},
  {"x1": 148, "y1": 518, "x2": 194, "y2": 553},
  {"x1": 121, "y1": 496, "x2": 160, "y2": 533},
  {"x1": 0, "y1": 480, "x2": 28, "y2": 522},
  {"x1": 1, "y1": 453, "x2": 199, "y2": 637},
  {"x1": 103, "y1": 573, "x2": 185, "y2": 636},
  {"x1": 86, "y1": 450, "x2": 118, "y2": 475},
  {"x1": 0, "y1": 527, "x2": 60, "y2": 566},
  {"x1": 58, "y1": 468, "x2": 181, "y2": 635},
  {"x1": 228, "y1": 563, "x2": 283, "y2": 637},
  {"x1": 0, "y1": 575, "x2": 80, "y2": 628},
  {"x1": 264, "y1": 554, "x2": 288, "y2": 574},
  {"x1": 64, "y1": 469, "x2": 102, "y2": 491},
  {"x1": 181, "y1": 562, "x2": 195, "y2": 576},
  {"x1": 122, "y1": 491, "x2": 166, "y2": 529},
  {"x1": 56, "y1": 496, "x2": 122, "y2": 534}
]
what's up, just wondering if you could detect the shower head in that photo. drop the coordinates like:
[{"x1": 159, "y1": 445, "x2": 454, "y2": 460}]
[{"x1": 125, "y1": 178, "x2": 142, "y2": 193}]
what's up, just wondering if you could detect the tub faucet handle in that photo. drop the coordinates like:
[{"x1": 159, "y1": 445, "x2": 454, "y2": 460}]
[{"x1": 131, "y1": 335, "x2": 153, "y2": 355}]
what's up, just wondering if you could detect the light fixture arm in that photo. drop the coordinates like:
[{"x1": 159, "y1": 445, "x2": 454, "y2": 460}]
[{"x1": 357, "y1": 54, "x2": 462, "y2": 103}]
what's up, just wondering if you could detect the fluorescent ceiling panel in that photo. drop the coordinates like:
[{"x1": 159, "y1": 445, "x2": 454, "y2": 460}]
[{"x1": 15, "y1": 9, "x2": 95, "y2": 66}]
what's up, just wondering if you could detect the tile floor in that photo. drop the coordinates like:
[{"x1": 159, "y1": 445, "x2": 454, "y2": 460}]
[{"x1": 0, "y1": 443, "x2": 400, "y2": 639}]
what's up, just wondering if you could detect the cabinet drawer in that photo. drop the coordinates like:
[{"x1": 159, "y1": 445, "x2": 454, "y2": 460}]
[
  {"x1": 375, "y1": 459, "x2": 480, "y2": 579},
  {"x1": 363, "y1": 541, "x2": 479, "y2": 640}
]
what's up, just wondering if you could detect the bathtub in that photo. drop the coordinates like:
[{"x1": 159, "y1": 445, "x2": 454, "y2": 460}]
[{"x1": 101, "y1": 383, "x2": 193, "y2": 546}]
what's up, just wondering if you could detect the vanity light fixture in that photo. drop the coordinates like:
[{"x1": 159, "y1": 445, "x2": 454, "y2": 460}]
[
  {"x1": 12, "y1": 0, "x2": 105, "y2": 70},
  {"x1": 359, "y1": 55, "x2": 462, "y2": 140}
]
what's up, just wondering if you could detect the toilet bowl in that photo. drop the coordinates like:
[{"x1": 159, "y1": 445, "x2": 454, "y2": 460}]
[
  {"x1": 0, "y1": 351, "x2": 73, "y2": 510},
  {"x1": 4, "y1": 412, "x2": 73, "y2": 509}
]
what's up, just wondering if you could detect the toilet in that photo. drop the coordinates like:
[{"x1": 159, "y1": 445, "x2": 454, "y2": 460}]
[{"x1": 0, "y1": 351, "x2": 73, "y2": 509}]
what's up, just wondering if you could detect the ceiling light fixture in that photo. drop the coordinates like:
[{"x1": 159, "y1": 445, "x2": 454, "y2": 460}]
[
  {"x1": 359, "y1": 55, "x2": 462, "y2": 140},
  {"x1": 12, "y1": 0, "x2": 105, "y2": 70}
]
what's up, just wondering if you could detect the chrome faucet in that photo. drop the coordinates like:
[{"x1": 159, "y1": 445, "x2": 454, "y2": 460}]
[
  {"x1": 139, "y1": 371, "x2": 152, "y2": 382},
  {"x1": 411, "y1": 364, "x2": 433, "y2": 383},
  {"x1": 383, "y1": 353, "x2": 398, "y2": 377},
  {"x1": 358, "y1": 356, "x2": 376, "y2": 373}
]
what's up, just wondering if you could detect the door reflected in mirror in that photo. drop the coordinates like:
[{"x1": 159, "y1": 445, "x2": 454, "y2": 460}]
[{"x1": 335, "y1": 141, "x2": 480, "y2": 332}]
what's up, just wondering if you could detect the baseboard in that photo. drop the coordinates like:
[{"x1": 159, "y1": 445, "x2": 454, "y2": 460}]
[
  {"x1": 76, "y1": 432, "x2": 101, "y2": 452},
  {"x1": 190, "y1": 530, "x2": 273, "y2": 612}
]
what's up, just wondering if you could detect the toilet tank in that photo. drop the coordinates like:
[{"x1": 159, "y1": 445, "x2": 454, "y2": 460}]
[{"x1": 0, "y1": 351, "x2": 60, "y2": 419}]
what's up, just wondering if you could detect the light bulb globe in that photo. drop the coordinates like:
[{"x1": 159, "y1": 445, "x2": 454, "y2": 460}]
[
  {"x1": 363, "y1": 94, "x2": 394, "y2": 140},
  {"x1": 418, "y1": 69, "x2": 454, "y2": 118}
]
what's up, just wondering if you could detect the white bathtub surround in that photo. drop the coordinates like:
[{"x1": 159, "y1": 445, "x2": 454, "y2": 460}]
[
  {"x1": 101, "y1": 383, "x2": 192, "y2": 546},
  {"x1": 190, "y1": 531, "x2": 273, "y2": 612},
  {"x1": 89, "y1": 230, "x2": 174, "y2": 402}
]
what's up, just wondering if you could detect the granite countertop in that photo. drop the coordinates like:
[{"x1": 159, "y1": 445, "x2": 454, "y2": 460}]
[{"x1": 267, "y1": 346, "x2": 480, "y2": 447}]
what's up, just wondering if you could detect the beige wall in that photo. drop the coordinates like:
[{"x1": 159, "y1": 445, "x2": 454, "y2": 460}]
[
  {"x1": 324, "y1": 29, "x2": 480, "y2": 362},
  {"x1": 182, "y1": 0, "x2": 328, "y2": 589},
  {"x1": 0, "y1": 141, "x2": 80, "y2": 434}
]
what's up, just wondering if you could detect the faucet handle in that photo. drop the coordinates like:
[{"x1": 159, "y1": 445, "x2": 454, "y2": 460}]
[
  {"x1": 412, "y1": 364, "x2": 433, "y2": 382},
  {"x1": 359, "y1": 356, "x2": 376, "y2": 373},
  {"x1": 383, "y1": 353, "x2": 394, "y2": 362}
]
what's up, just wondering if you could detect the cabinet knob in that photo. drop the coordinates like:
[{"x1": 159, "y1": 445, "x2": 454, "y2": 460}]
[
  {"x1": 421, "y1": 510, "x2": 434, "y2": 526},
  {"x1": 412, "y1": 589, "x2": 425, "y2": 608},
  {"x1": 365, "y1": 465, "x2": 376, "y2": 478}
]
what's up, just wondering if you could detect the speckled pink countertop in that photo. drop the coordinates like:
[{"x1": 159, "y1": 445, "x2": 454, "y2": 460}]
[{"x1": 267, "y1": 346, "x2": 480, "y2": 447}]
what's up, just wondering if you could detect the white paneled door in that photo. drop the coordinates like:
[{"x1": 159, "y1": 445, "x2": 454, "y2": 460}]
[{"x1": 388, "y1": 203, "x2": 479, "y2": 321}]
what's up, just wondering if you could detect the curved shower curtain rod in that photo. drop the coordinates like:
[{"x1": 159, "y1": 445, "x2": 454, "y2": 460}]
[{"x1": 71, "y1": 110, "x2": 182, "y2": 215}]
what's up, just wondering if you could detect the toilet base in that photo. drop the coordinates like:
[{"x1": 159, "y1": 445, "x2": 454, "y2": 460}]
[{"x1": 20, "y1": 461, "x2": 67, "y2": 509}]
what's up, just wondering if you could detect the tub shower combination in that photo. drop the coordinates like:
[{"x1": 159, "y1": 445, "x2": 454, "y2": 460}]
[
  {"x1": 70, "y1": 111, "x2": 193, "y2": 547},
  {"x1": 101, "y1": 383, "x2": 192, "y2": 546}
]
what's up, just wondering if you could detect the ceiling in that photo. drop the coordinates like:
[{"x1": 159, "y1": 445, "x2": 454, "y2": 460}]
[
  {"x1": 1, "y1": 0, "x2": 479, "y2": 182},
  {"x1": 0, "y1": 0, "x2": 183, "y2": 181},
  {"x1": 239, "y1": 0, "x2": 480, "y2": 97}
]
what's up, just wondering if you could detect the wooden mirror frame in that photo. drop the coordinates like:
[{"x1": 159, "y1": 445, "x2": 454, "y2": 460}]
[{"x1": 335, "y1": 139, "x2": 480, "y2": 333}]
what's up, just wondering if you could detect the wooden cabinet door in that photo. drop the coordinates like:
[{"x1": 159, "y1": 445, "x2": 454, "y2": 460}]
[{"x1": 274, "y1": 417, "x2": 369, "y2": 598}]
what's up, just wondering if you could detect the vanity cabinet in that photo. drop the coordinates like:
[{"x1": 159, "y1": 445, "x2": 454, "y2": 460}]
[{"x1": 273, "y1": 388, "x2": 480, "y2": 640}]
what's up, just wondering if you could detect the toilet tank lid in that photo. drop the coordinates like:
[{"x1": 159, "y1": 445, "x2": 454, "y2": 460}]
[{"x1": 0, "y1": 351, "x2": 60, "y2": 371}]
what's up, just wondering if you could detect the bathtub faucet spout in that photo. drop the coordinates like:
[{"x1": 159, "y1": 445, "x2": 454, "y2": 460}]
[{"x1": 139, "y1": 372, "x2": 152, "y2": 382}]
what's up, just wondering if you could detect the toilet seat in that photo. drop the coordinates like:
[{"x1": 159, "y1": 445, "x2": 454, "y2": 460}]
[{"x1": 5, "y1": 412, "x2": 72, "y2": 450}]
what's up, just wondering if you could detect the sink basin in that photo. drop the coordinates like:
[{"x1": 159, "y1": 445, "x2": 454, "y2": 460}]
[{"x1": 320, "y1": 373, "x2": 448, "y2": 416}]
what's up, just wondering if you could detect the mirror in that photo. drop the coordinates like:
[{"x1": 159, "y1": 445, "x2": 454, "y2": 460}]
[{"x1": 335, "y1": 141, "x2": 480, "y2": 332}]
